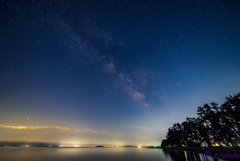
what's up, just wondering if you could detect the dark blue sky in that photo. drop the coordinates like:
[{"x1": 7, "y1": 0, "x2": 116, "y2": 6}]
[{"x1": 0, "y1": 0, "x2": 240, "y2": 145}]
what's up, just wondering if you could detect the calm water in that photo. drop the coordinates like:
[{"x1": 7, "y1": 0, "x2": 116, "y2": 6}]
[{"x1": 0, "y1": 147, "x2": 225, "y2": 161}]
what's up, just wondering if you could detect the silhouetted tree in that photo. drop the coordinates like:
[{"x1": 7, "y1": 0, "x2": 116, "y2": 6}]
[
  {"x1": 163, "y1": 92, "x2": 240, "y2": 148},
  {"x1": 197, "y1": 103, "x2": 224, "y2": 146},
  {"x1": 166, "y1": 123, "x2": 184, "y2": 147},
  {"x1": 161, "y1": 139, "x2": 167, "y2": 147}
]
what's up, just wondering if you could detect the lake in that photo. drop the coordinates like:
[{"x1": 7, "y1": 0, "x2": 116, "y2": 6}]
[{"x1": 0, "y1": 147, "x2": 225, "y2": 161}]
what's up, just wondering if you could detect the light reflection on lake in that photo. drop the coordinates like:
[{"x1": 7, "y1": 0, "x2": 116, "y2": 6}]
[{"x1": 0, "y1": 147, "x2": 224, "y2": 161}]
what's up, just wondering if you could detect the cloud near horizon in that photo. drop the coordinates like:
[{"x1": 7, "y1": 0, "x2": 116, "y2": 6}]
[
  {"x1": 121, "y1": 125, "x2": 150, "y2": 130},
  {"x1": 74, "y1": 129, "x2": 106, "y2": 134},
  {"x1": 0, "y1": 124, "x2": 107, "y2": 135},
  {"x1": 0, "y1": 124, "x2": 70, "y2": 131}
]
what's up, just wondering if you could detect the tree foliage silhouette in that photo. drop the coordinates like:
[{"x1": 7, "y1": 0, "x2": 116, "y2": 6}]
[{"x1": 162, "y1": 92, "x2": 240, "y2": 147}]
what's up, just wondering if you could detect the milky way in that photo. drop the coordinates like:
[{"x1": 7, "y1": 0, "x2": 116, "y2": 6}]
[{"x1": 0, "y1": 0, "x2": 240, "y2": 145}]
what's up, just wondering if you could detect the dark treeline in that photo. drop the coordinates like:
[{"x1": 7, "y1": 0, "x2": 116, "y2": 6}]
[{"x1": 161, "y1": 92, "x2": 240, "y2": 148}]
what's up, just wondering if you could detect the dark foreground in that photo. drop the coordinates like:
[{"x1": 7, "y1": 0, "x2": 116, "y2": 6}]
[
  {"x1": 0, "y1": 147, "x2": 229, "y2": 161},
  {"x1": 163, "y1": 147, "x2": 240, "y2": 161}
]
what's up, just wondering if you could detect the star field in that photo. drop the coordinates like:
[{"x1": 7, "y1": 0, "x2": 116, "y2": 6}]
[{"x1": 0, "y1": 0, "x2": 240, "y2": 145}]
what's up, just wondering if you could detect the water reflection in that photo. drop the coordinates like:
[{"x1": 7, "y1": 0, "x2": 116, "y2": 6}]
[
  {"x1": 162, "y1": 148, "x2": 224, "y2": 161},
  {"x1": 0, "y1": 147, "x2": 227, "y2": 161}
]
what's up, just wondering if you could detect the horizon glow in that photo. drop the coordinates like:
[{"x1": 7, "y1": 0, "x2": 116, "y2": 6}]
[{"x1": 0, "y1": 0, "x2": 239, "y2": 146}]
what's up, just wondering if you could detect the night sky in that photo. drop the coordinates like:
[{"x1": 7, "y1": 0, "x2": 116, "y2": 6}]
[{"x1": 0, "y1": 0, "x2": 240, "y2": 146}]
